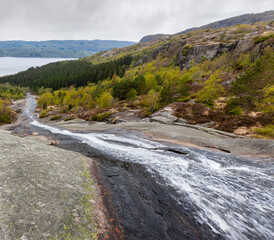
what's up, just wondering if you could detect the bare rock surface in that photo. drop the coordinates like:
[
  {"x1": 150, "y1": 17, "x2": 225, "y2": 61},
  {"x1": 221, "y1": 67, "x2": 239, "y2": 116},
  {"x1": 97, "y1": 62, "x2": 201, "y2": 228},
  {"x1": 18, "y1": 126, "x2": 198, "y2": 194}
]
[
  {"x1": 0, "y1": 130, "x2": 99, "y2": 239},
  {"x1": 53, "y1": 120, "x2": 274, "y2": 157}
]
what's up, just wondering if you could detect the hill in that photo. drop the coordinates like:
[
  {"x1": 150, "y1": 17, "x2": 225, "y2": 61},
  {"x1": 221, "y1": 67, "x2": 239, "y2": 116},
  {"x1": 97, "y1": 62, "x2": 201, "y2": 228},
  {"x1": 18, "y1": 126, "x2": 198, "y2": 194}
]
[
  {"x1": 140, "y1": 10, "x2": 274, "y2": 43},
  {"x1": 0, "y1": 16, "x2": 273, "y2": 138},
  {"x1": 0, "y1": 40, "x2": 136, "y2": 58}
]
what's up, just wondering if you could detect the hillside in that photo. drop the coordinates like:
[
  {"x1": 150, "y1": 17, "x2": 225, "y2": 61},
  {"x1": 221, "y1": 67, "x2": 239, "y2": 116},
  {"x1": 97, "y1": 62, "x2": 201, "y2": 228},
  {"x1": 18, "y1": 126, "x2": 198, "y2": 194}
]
[
  {"x1": 140, "y1": 10, "x2": 274, "y2": 43},
  {"x1": 0, "y1": 19, "x2": 273, "y2": 138},
  {"x1": 0, "y1": 40, "x2": 135, "y2": 58}
]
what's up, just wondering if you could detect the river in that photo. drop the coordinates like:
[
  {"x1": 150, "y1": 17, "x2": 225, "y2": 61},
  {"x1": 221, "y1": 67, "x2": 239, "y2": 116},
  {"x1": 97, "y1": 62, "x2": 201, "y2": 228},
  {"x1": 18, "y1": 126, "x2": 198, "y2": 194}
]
[{"x1": 23, "y1": 94, "x2": 274, "y2": 240}]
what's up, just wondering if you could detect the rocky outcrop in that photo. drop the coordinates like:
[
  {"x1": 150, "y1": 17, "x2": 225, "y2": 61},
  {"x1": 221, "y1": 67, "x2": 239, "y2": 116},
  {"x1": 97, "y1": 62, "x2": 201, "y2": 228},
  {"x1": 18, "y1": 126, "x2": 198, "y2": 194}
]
[
  {"x1": 139, "y1": 11, "x2": 274, "y2": 44},
  {"x1": 178, "y1": 10, "x2": 274, "y2": 34},
  {"x1": 0, "y1": 130, "x2": 102, "y2": 239},
  {"x1": 139, "y1": 34, "x2": 170, "y2": 43}
]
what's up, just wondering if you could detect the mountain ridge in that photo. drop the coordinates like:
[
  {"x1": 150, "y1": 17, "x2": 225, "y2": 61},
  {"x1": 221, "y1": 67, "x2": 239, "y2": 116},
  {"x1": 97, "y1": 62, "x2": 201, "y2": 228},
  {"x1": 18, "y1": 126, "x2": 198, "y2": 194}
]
[
  {"x1": 0, "y1": 40, "x2": 136, "y2": 58},
  {"x1": 139, "y1": 10, "x2": 274, "y2": 43}
]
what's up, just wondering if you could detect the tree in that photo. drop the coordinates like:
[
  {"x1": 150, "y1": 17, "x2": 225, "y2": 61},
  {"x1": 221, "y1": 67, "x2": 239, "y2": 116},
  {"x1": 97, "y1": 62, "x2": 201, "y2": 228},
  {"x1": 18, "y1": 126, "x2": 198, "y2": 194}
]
[
  {"x1": 126, "y1": 88, "x2": 137, "y2": 101},
  {"x1": 147, "y1": 90, "x2": 159, "y2": 112},
  {"x1": 256, "y1": 85, "x2": 274, "y2": 114},
  {"x1": 37, "y1": 92, "x2": 54, "y2": 109},
  {"x1": 98, "y1": 92, "x2": 114, "y2": 108},
  {"x1": 197, "y1": 70, "x2": 224, "y2": 105}
]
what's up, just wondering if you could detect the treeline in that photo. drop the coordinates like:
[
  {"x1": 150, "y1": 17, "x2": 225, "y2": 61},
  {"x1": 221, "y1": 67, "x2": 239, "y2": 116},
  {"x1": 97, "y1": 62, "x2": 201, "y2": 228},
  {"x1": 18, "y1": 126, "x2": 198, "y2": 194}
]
[
  {"x1": 0, "y1": 83, "x2": 26, "y2": 99},
  {"x1": 0, "y1": 40, "x2": 135, "y2": 58},
  {"x1": 0, "y1": 55, "x2": 133, "y2": 91}
]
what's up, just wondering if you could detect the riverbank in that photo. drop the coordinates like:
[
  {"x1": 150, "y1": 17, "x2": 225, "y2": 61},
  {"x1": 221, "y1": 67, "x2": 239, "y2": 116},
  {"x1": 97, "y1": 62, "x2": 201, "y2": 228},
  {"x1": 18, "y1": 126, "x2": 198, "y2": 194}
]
[
  {"x1": 5, "y1": 97, "x2": 274, "y2": 158},
  {"x1": 42, "y1": 118, "x2": 274, "y2": 158}
]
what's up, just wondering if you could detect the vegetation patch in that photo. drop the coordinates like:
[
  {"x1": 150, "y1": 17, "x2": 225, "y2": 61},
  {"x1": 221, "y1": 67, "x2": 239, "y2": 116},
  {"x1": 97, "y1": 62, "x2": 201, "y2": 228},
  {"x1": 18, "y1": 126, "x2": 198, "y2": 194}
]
[
  {"x1": 254, "y1": 34, "x2": 274, "y2": 43},
  {"x1": 39, "y1": 110, "x2": 48, "y2": 118},
  {"x1": 254, "y1": 125, "x2": 274, "y2": 138},
  {"x1": 91, "y1": 112, "x2": 112, "y2": 121},
  {"x1": 50, "y1": 115, "x2": 62, "y2": 121}
]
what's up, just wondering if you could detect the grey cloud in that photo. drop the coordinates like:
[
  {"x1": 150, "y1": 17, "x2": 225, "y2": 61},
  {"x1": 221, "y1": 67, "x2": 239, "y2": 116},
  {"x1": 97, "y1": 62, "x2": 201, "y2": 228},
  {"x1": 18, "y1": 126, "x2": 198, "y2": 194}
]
[{"x1": 0, "y1": 0, "x2": 273, "y2": 41}]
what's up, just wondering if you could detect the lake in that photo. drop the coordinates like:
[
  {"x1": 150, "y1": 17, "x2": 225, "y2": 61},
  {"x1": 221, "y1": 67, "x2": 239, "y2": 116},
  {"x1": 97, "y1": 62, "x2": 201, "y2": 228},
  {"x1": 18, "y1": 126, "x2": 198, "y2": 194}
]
[{"x1": 0, "y1": 57, "x2": 77, "y2": 77}]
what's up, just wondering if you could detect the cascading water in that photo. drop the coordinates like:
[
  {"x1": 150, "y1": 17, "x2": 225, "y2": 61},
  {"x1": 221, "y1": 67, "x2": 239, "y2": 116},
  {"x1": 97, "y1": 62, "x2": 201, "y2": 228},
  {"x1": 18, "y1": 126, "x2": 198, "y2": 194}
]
[{"x1": 25, "y1": 94, "x2": 274, "y2": 240}]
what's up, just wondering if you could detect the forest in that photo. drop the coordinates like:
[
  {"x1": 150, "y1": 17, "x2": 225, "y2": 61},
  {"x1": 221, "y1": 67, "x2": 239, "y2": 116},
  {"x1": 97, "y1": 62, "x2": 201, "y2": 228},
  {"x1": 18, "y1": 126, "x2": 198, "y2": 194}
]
[{"x1": 0, "y1": 55, "x2": 133, "y2": 90}]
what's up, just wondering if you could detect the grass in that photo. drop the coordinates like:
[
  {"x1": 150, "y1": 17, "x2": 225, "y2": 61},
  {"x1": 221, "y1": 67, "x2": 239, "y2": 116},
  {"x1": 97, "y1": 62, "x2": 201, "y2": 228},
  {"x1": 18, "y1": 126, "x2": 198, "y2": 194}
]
[{"x1": 254, "y1": 125, "x2": 274, "y2": 138}]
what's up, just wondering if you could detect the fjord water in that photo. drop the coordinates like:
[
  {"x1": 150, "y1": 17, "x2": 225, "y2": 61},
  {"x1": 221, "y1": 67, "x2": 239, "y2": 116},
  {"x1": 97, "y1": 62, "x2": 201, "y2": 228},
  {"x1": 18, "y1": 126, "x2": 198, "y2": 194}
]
[
  {"x1": 0, "y1": 57, "x2": 76, "y2": 77},
  {"x1": 25, "y1": 95, "x2": 274, "y2": 240}
]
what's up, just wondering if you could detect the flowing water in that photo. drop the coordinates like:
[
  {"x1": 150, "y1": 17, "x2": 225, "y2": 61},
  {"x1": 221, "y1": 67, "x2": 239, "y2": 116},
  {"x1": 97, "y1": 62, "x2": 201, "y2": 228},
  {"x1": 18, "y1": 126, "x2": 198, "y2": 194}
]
[{"x1": 25, "y1": 94, "x2": 274, "y2": 240}]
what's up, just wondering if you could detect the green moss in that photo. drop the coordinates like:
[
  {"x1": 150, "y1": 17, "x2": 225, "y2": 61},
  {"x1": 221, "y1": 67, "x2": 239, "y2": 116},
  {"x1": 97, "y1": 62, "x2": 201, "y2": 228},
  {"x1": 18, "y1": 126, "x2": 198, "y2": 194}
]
[{"x1": 50, "y1": 163, "x2": 98, "y2": 240}]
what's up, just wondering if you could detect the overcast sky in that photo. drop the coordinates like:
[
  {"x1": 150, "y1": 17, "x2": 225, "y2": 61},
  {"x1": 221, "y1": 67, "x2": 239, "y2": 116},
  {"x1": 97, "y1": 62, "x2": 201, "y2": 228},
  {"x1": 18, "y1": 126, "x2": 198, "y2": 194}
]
[{"x1": 0, "y1": 0, "x2": 273, "y2": 42}]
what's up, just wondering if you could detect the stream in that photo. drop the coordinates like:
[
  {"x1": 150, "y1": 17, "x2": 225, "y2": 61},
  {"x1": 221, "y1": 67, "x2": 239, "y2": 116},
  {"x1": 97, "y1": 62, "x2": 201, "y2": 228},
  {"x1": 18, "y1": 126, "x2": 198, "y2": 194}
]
[{"x1": 22, "y1": 94, "x2": 274, "y2": 240}]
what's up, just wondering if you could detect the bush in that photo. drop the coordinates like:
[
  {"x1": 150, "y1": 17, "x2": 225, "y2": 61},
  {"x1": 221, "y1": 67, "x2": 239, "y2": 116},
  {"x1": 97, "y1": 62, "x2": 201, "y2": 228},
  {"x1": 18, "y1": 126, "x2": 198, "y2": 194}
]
[
  {"x1": 225, "y1": 98, "x2": 242, "y2": 110},
  {"x1": 196, "y1": 70, "x2": 224, "y2": 105},
  {"x1": 91, "y1": 112, "x2": 112, "y2": 121},
  {"x1": 39, "y1": 110, "x2": 48, "y2": 118},
  {"x1": 228, "y1": 107, "x2": 243, "y2": 115},
  {"x1": 235, "y1": 24, "x2": 253, "y2": 34},
  {"x1": 254, "y1": 125, "x2": 274, "y2": 138},
  {"x1": 64, "y1": 117, "x2": 75, "y2": 121},
  {"x1": 254, "y1": 34, "x2": 274, "y2": 44},
  {"x1": 50, "y1": 115, "x2": 62, "y2": 121},
  {"x1": 98, "y1": 92, "x2": 114, "y2": 108},
  {"x1": 0, "y1": 102, "x2": 13, "y2": 124},
  {"x1": 126, "y1": 88, "x2": 137, "y2": 101},
  {"x1": 177, "y1": 96, "x2": 191, "y2": 102}
]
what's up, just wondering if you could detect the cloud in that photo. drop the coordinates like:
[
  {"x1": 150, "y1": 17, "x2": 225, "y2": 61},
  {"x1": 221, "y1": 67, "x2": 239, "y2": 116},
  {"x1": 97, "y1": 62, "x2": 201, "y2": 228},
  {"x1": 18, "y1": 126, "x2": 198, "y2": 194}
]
[{"x1": 0, "y1": 0, "x2": 273, "y2": 41}]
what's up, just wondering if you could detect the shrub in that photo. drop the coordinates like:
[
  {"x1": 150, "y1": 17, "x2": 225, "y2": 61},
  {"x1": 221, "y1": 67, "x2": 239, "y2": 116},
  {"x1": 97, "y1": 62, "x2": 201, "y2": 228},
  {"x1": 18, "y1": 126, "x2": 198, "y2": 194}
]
[
  {"x1": 228, "y1": 107, "x2": 243, "y2": 115},
  {"x1": 38, "y1": 92, "x2": 54, "y2": 109},
  {"x1": 98, "y1": 92, "x2": 113, "y2": 108},
  {"x1": 91, "y1": 112, "x2": 112, "y2": 121},
  {"x1": 147, "y1": 90, "x2": 160, "y2": 112},
  {"x1": 50, "y1": 115, "x2": 62, "y2": 121},
  {"x1": 126, "y1": 88, "x2": 137, "y2": 101},
  {"x1": 64, "y1": 117, "x2": 75, "y2": 121},
  {"x1": 254, "y1": 34, "x2": 274, "y2": 44},
  {"x1": 254, "y1": 125, "x2": 274, "y2": 138},
  {"x1": 235, "y1": 24, "x2": 253, "y2": 34},
  {"x1": 225, "y1": 97, "x2": 242, "y2": 110},
  {"x1": 196, "y1": 70, "x2": 224, "y2": 105},
  {"x1": 0, "y1": 102, "x2": 13, "y2": 124},
  {"x1": 256, "y1": 85, "x2": 274, "y2": 113},
  {"x1": 39, "y1": 110, "x2": 48, "y2": 118},
  {"x1": 177, "y1": 96, "x2": 191, "y2": 102}
]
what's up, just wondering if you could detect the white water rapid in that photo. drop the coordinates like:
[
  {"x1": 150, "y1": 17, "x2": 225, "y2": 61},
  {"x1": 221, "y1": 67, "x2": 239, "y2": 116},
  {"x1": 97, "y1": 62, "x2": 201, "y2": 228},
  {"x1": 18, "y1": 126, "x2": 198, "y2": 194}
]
[{"x1": 25, "y1": 95, "x2": 274, "y2": 240}]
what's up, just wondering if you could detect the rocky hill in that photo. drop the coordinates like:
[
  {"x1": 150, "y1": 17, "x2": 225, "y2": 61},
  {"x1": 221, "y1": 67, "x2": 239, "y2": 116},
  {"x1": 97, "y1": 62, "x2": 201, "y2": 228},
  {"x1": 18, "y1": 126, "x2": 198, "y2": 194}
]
[{"x1": 140, "y1": 10, "x2": 274, "y2": 43}]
